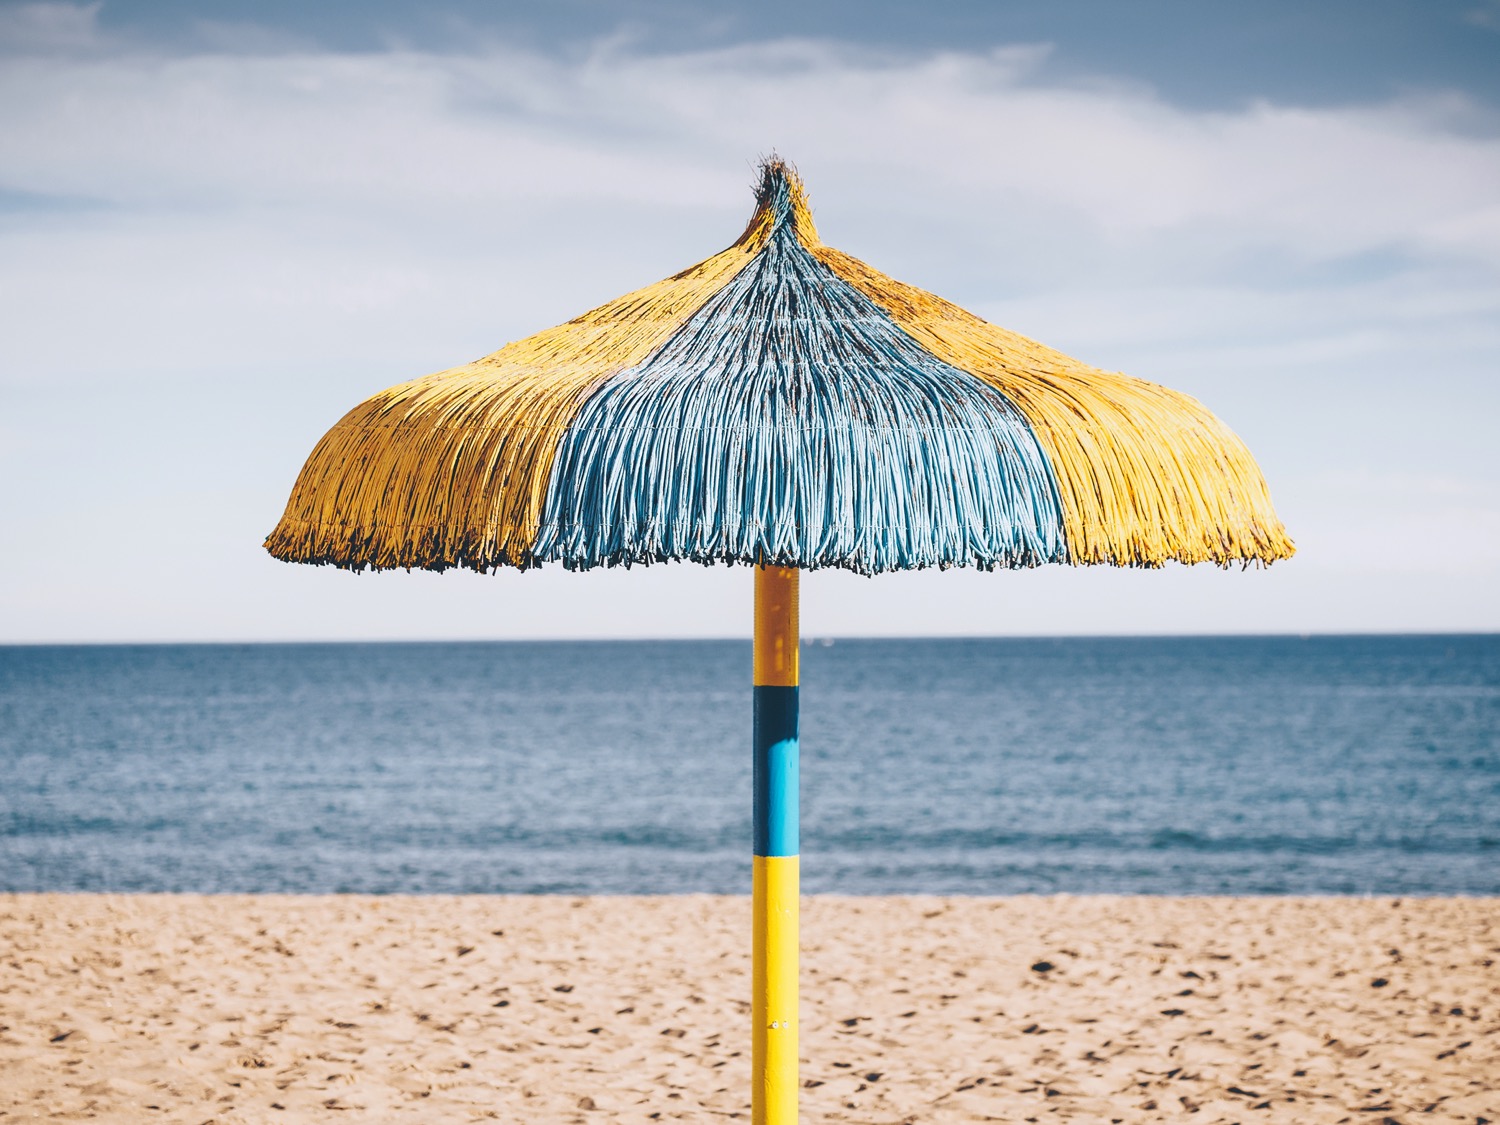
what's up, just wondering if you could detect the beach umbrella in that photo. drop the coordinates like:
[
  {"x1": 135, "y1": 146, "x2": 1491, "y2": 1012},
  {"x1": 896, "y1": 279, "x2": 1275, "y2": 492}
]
[{"x1": 266, "y1": 158, "x2": 1293, "y2": 1122}]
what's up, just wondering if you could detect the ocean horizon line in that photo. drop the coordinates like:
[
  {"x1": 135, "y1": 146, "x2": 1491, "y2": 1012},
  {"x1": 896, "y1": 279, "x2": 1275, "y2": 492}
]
[{"x1": 4, "y1": 629, "x2": 1498, "y2": 649}]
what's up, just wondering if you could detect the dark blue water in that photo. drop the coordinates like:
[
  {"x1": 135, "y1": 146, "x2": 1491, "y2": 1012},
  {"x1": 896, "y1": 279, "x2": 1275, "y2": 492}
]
[{"x1": 2, "y1": 636, "x2": 1496, "y2": 895}]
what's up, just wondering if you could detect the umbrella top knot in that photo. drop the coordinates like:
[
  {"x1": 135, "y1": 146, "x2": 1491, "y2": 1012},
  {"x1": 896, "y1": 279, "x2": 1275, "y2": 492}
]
[
  {"x1": 265, "y1": 158, "x2": 1293, "y2": 575},
  {"x1": 739, "y1": 156, "x2": 820, "y2": 249}
]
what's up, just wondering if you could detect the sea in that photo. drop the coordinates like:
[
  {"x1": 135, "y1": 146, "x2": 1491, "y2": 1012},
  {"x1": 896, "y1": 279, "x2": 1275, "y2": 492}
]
[{"x1": 1, "y1": 636, "x2": 1496, "y2": 897}]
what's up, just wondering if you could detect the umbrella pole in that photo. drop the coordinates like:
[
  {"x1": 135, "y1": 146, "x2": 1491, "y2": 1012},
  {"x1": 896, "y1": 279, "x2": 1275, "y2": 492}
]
[{"x1": 753, "y1": 564, "x2": 800, "y2": 1125}]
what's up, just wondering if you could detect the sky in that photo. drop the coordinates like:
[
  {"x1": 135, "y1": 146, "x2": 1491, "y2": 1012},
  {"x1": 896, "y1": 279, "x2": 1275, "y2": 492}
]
[{"x1": 1, "y1": 0, "x2": 1498, "y2": 642}]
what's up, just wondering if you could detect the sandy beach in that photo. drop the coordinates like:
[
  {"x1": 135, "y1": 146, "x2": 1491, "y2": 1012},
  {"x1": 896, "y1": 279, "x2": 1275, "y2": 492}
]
[{"x1": 1, "y1": 895, "x2": 1494, "y2": 1123}]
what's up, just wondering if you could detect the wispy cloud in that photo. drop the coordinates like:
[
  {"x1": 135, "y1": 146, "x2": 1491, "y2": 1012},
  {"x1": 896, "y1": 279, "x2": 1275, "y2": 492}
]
[
  {"x1": 1465, "y1": 1, "x2": 1500, "y2": 31},
  {"x1": 0, "y1": 1, "x2": 103, "y2": 54},
  {"x1": 0, "y1": 2, "x2": 1496, "y2": 638},
  {"x1": 2, "y1": 7, "x2": 1495, "y2": 395},
  {"x1": 2, "y1": 7, "x2": 1496, "y2": 253}
]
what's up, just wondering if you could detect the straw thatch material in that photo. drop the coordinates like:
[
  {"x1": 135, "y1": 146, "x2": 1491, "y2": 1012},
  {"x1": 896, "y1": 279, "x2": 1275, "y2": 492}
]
[
  {"x1": 533, "y1": 184, "x2": 1066, "y2": 573},
  {"x1": 263, "y1": 204, "x2": 778, "y2": 573},
  {"x1": 266, "y1": 160, "x2": 1294, "y2": 574}
]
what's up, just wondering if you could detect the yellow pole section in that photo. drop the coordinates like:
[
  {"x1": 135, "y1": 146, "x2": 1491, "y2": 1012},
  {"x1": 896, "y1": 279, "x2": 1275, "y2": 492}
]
[
  {"x1": 753, "y1": 564, "x2": 799, "y2": 1125},
  {"x1": 753, "y1": 855, "x2": 799, "y2": 1124}
]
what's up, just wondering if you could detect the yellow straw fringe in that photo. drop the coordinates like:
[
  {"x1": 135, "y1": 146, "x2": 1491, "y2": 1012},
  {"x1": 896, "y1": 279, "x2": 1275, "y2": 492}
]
[
  {"x1": 267, "y1": 159, "x2": 1292, "y2": 573},
  {"x1": 265, "y1": 202, "x2": 779, "y2": 571},
  {"x1": 802, "y1": 225, "x2": 1294, "y2": 567}
]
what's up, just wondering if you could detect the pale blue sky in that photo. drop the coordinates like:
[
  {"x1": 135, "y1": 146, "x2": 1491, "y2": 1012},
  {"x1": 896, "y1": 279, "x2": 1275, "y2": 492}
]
[{"x1": 1, "y1": 0, "x2": 1497, "y2": 640}]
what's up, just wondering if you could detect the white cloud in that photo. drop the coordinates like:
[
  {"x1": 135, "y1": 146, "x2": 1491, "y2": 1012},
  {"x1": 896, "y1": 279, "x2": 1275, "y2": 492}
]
[
  {"x1": 0, "y1": 5, "x2": 1497, "y2": 639},
  {"x1": 0, "y1": 17, "x2": 1496, "y2": 258}
]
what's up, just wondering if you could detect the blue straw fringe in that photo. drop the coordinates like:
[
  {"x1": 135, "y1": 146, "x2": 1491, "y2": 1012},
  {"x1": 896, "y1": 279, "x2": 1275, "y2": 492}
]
[{"x1": 531, "y1": 208, "x2": 1069, "y2": 575}]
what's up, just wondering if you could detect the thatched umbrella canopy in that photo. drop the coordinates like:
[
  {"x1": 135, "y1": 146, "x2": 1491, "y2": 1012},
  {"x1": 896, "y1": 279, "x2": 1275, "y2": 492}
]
[
  {"x1": 266, "y1": 158, "x2": 1291, "y2": 1124},
  {"x1": 266, "y1": 160, "x2": 1293, "y2": 577}
]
